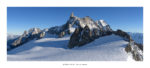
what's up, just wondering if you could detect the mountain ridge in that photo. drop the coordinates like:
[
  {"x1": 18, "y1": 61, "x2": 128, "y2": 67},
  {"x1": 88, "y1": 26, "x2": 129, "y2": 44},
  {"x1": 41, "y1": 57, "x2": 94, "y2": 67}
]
[{"x1": 7, "y1": 12, "x2": 143, "y2": 61}]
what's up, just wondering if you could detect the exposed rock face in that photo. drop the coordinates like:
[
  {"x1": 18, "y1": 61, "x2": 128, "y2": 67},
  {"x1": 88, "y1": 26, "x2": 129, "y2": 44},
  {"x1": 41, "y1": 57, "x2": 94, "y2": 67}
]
[
  {"x1": 59, "y1": 31, "x2": 65, "y2": 38},
  {"x1": 68, "y1": 23, "x2": 112, "y2": 49},
  {"x1": 125, "y1": 40, "x2": 143, "y2": 61},
  {"x1": 11, "y1": 30, "x2": 30, "y2": 47},
  {"x1": 9, "y1": 28, "x2": 46, "y2": 49},
  {"x1": 38, "y1": 32, "x2": 45, "y2": 39},
  {"x1": 68, "y1": 25, "x2": 95, "y2": 49},
  {"x1": 68, "y1": 26, "x2": 143, "y2": 61},
  {"x1": 96, "y1": 20, "x2": 112, "y2": 32},
  {"x1": 9, "y1": 13, "x2": 113, "y2": 50},
  {"x1": 92, "y1": 29, "x2": 101, "y2": 38},
  {"x1": 67, "y1": 13, "x2": 113, "y2": 48},
  {"x1": 48, "y1": 13, "x2": 78, "y2": 38},
  {"x1": 7, "y1": 12, "x2": 143, "y2": 61},
  {"x1": 134, "y1": 43, "x2": 143, "y2": 51},
  {"x1": 114, "y1": 29, "x2": 131, "y2": 41},
  {"x1": 70, "y1": 12, "x2": 74, "y2": 18},
  {"x1": 114, "y1": 29, "x2": 143, "y2": 61},
  {"x1": 48, "y1": 13, "x2": 112, "y2": 38},
  {"x1": 78, "y1": 26, "x2": 94, "y2": 46},
  {"x1": 68, "y1": 27, "x2": 82, "y2": 48}
]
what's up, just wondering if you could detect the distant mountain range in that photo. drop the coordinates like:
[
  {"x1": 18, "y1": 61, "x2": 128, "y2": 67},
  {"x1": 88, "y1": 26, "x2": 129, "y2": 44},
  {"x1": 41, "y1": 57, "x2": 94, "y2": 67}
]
[
  {"x1": 7, "y1": 12, "x2": 143, "y2": 61},
  {"x1": 128, "y1": 32, "x2": 143, "y2": 44}
]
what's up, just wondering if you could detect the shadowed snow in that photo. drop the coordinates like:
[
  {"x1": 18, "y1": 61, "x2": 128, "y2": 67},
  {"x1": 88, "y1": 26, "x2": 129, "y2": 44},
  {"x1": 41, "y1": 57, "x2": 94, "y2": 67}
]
[{"x1": 8, "y1": 34, "x2": 129, "y2": 61}]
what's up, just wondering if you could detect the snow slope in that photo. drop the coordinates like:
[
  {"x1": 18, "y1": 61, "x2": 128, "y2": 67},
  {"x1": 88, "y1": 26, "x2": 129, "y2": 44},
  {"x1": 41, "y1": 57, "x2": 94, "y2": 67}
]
[{"x1": 8, "y1": 34, "x2": 130, "y2": 61}]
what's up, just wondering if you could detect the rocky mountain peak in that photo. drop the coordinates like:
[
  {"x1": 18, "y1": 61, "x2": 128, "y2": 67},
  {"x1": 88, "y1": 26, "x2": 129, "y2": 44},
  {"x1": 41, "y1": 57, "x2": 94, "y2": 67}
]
[
  {"x1": 48, "y1": 13, "x2": 113, "y2": 38},
  {"x1": 9, "y1": 28, "x2": 46, "y2": 49},
  {"x1": 9, "y1": 13, "x2": 113, "y2": 49},
  {"x1": 22, "y1": 30, "x2": 28, "y2": 37},
  {"x1": 68, "y1": 19, "x2": 113, "y2": 49},
  {"x1": 99, "y1": 20, "x2": 108, "y2": 26},
  {"x1": 7, "y1": 13, "x2": 143, "y2": 61},
  {"x1": 70, "y1": 12, "x2": 74, "y2": 18},
  {"x1": 28, "y1": 28, "x2": 41, "y2": 35}
]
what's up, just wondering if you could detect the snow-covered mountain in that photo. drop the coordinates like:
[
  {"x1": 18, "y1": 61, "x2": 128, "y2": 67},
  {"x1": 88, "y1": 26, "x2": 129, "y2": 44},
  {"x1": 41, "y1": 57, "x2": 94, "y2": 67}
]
[
  {"x1": 8, "y1": 12, "x2": 112, "y2": 50},
  {"x1": 8, "y1": 34, "x2": 130, "y2": 61},
  {"x1": 7, "y1": 12, "x2": 143, "y2": 61},
  {"x1": 7, "y1": 34, "x2": 20, "y2": 50},
  {"x1": 8, "y1": 28, "x2": 46, "y2": 49},
  {"x1": 48, "y1": 12, "x2": 112, "y2": 37}
]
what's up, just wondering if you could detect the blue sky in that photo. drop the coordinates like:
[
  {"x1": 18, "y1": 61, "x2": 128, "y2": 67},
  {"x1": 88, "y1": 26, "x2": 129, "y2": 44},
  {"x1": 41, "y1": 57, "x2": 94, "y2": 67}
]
[{"x1": 7, "y1": 7, "x2": 143, "y2": 35}]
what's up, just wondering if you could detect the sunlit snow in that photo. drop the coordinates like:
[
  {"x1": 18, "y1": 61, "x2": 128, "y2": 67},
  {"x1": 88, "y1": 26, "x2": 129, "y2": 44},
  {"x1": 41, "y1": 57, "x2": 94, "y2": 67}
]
[{"x1": 8, "y1": 34, "x2": 129, "y2": 61}]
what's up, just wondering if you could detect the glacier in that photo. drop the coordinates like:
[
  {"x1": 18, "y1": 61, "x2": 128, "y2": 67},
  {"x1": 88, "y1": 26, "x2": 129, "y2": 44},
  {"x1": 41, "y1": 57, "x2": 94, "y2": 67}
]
[
  {"x1": 8, "y1": 34, "x2": 131, "y2": 61},
  {"x1": 7, "y1": 12, "x2": 143, "y2": 61}
]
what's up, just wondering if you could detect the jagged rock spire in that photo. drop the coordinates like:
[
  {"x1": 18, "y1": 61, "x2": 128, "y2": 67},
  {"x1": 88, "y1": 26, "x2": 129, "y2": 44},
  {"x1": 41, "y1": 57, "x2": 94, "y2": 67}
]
[{"x1": 70, "y1": 12, "x2": 74, "y2": 17}]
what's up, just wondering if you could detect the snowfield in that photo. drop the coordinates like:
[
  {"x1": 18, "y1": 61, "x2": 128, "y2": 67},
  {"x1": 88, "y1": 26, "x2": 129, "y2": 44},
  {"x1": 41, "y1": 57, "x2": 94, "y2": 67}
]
[{"x1": 8, "y1": 34, "x2": 130, "y2": 61}]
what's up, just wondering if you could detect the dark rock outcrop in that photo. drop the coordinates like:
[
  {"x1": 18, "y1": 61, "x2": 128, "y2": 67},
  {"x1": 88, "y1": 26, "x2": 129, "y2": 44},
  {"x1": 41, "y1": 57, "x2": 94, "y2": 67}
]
[
  {"x1": 8, "y1": 28, "x2": 46, "y2": 50},
  {"x1": 68, "y1": 24, "x2": 113, "y2": 49},
  {"x1": 125, "y1": 40, "x2": 143, "y2": 61},
  {"x1": 48, "y1": 12, "x2": 78, "y2": 38},
  {"x1": 59, "y1": 31, "x2": 65, "y2": 38},
  {"x1": 68, "y1": 27, "x2": 82, "y2": 48},
  {"x1": 7, "y1": 12, "x2": 143, "y2": 61},
  {"x1": 67, "y1": 14, "x2": 113, "y2": 49},
  {"x1": 114, "y1": 29, "x2": 143, "y2": 61},
  {"x1": 135, "y1": 43, "x2": 143, "y2": 51},
  {"x1": 48, "y1": 13, "x2": 113, "y2": 38},
  {"x1": 68, "y1": 25, "x2": 95, "y2": 48},
  {"x1": 114, "y1": 29, "x2": 131, "y2": 41},
  {"x1": 38, "y1": 32, "x2": 45, "y2": 39},
  {"x1": 78, "y1": 25, "x2": 94, "y2": 46}
]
